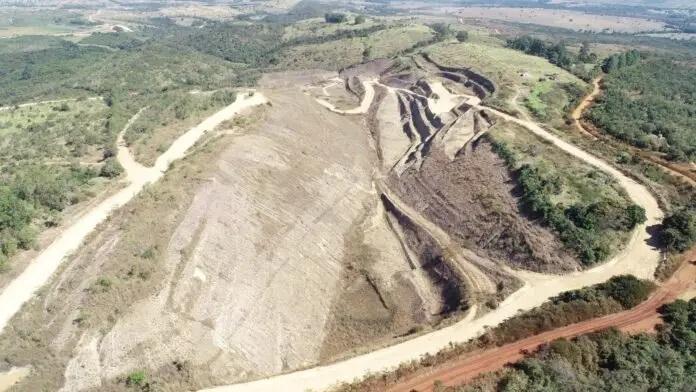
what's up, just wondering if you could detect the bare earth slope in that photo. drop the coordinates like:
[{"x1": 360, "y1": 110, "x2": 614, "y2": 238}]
[
  {"x1": 85, "y1": 88, "x2": 377, "y2": 385},
  {"x1": 201, "y1": 75, "x2": 662, "y2": 392}
]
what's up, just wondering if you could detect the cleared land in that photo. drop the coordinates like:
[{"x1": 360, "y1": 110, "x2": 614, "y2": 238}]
[
  {"x1": 453, "y1": 7, "x2": 667, "y2": 33},
  {"x1": 197, "y1": 59, "x2": 661, "y2": 392}
]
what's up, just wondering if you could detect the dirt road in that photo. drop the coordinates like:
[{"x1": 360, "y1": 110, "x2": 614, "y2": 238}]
[
  {"x1": 0, "y1": 92, "x2": 267, "y2": 334},
  {"x1": 199, "y1": 78, "x2": 663, "y2": 392},
  {"x1": 315, "y1": 79, "x2": 375, "y2": 114},
  {"x1": 571, "y1": 77, "x2": 696, "y2": 186},
  {"x1": 388, "y1": 253, "x2": 696, "y2": 392},
  {"x1": 0, "y1": 97, "x2": 102, "y2": 112}
]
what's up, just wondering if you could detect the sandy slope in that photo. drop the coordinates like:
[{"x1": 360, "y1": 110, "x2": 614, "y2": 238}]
[
  {"x1": 0, "y1": 92, "x2": 267, "y2": 334},
  {"x1": 201, "y1": 80, "x2": 663, "y2": 392}
]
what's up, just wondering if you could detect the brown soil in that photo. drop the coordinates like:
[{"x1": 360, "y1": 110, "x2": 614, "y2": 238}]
[{"x1": 390, "y1": 139, "x2": 578, "y2": 273}]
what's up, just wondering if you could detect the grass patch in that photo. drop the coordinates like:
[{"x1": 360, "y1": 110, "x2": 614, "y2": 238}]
[
  {"x1": 426, "y1": 40, "x2": 586, "y2": 118},
  {"x1": 278, "y1": 23, "x2": 433, "y2": 70},
  {"x1": 487, "y1": 122, "x2": 642, "y2": 265}
]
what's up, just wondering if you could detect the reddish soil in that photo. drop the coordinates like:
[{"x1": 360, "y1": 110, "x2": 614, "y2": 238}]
[{"x1": 387, "y1": 250, "x2": 696, "y2": 392}]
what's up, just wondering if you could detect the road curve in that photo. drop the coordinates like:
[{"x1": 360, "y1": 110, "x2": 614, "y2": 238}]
[
  {"x1": 387, "y1": 254, "x2": 696, "y2": 392},
  {"x1": 199, "y1": 79, "x2": 663, "y2": 392},
  {"x1": 0, "y1": 92, "x2": 268, "y2": 333}
]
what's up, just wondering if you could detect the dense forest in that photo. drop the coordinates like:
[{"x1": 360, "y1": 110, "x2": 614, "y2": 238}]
[
  {"x1": 587, "y1": 56, "x2": 696, "y2": 162},
  {"x1": 458, "y1": 298, "x2": 696, "y2": 392}
]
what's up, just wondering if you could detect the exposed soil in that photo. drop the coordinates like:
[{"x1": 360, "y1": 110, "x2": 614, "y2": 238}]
[{"x1": 391, "y1": 139, "x2": 578, "y2": 273}]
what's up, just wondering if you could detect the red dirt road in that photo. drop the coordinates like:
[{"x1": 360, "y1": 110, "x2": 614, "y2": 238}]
[{"x1": 387, "y1": 253, "x2": 696, "y2": 392}]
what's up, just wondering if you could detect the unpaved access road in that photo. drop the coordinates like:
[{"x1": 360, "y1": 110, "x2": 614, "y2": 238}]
[
  {"x1": 200, "y1": 78, "x2": 663, "y2": 392},
  {"x1": 0, "y1": 92, "x2": 267, "y2": 333},
  {"x1": 571, "y1": 77, "x2": 696, "y2": 186},
  {"x1": 388, "y1": 254, "x2": 696, "y2": 392},
  {"x1": 0, "y1": 96, "x2": 103, "y2": 111}
]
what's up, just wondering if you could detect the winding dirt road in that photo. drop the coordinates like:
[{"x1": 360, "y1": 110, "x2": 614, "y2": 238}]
[
  {"x1": 0, "y1": 92, "x2": 267, "y2": 334},
  {"x1": 571, "y1": 77, "x2": 696, "y2": 186},
  {"x1": 201, "y1": 77, "x2": 663, "y2": 392},
  {"x1": 387, "y1": 252, "x2": 696, "y2": 392}
]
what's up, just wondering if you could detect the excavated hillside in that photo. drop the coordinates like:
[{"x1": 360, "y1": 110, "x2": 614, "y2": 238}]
[{"x1": 0, "y1": 59, "x2": 589, "y2": 391}]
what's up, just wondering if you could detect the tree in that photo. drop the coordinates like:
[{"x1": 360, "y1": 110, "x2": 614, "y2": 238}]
[
  {"x1": 456, "y1": 31, "x2": 469, "y2": 42},
  {"x1": 660, "y1": 209, "x2": 696, "y2": 251},
  {"x1": 362, "y1": 46, "x2": 372, "y2": 61},
  {"x1": 100, "y1": 158, "x2": 123, "y2": 178},
  {"x1": 431, "y1": 23, "x2": 453, "y2": 40},
  {"x1": 579, "y1": 41, "x2": 593, "y2": 62},
  {"x1": 324, "y1": 13, "x2": 347, "y2": 24},
  {"x1": 626, "y1": 204, "x2": 647, "y2": 228}
]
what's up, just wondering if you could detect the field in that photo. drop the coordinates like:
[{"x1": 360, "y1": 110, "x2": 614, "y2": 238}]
[
  {"x1": 278, "y1": 23, "x2": 434, "y2": 70},
  {"x1": 488, "y1": 121, "x2": 637, "y2": 265},
  {"x1": 0, "y1": 9, "x2": 94, "y2": 37},
  {"x1": 453, "y1": 7, "x2": 668, "y2": 33},
  {"x1": 124, "y1": 90, "x2": 237, "y2": 165}
]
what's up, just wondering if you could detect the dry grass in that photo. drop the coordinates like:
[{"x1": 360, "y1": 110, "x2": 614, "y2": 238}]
[
  {"x1": 279, "y1": 24, "x2": 433, "y2": 70},
  {"x1": 426, "y1": 40, "x2": 585, "y2": 115},
  {"x1": 454, "y1": 7, "x2": 667, "y2": 33}
]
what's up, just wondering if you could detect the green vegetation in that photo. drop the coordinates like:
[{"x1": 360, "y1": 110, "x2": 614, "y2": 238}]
[
  {"x1": 660, "y1": 208, "x2": 696, "y2": 252},
  {"x1": 507, "y1": 35, "x2": 599, "y2": 81},
  {"x1": 335, "y1": 276, "x2": 656, "y2": 392},
  {"x1": 79, "y1": 32, "x2": 144, "y2": 50},
  {"x1": 460, "y1": 298, "x2": 696, "y2": 392},
  {"x1": 426, "y1": 40, "x2": 587, "y2": 119},
  {"x1": 588, "y1": 55, "x2": 696, "y2": 162},
  {"x1": 278, "y1": 23, "x2": 434, "y2": 70},
  {"x1": 0, "y1": 99, "x2": 115, "y2": 267},
  {"x1": 601, "y1": 49, "x2": 641, "y2": 73},
  {"x1": 481, "y1": 275, "x2": 654, "y2": 347},
  {"x1": 324, "y1": 13, "x2": 348, "y2": 24},
  {"x1": 125, "y1": 370, "x2": 150, "y2": 390},
  {"x1": 489, "y1": 124, "x2": 644, "y2": 265},
  {"x1": 124, "y1": 90, "x2": 237, "y2": 165}
]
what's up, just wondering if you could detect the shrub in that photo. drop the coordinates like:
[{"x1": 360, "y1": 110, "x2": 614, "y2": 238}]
[
  {"x1": 100, "y1": 158, "x2": 123, "y2": 178},
  {"x1": 660, "y1": 209, "x2": 696, "y2": 252},
  {"x1": 324, "y1": 13, "x2": 347, "y2": 24},
  {"x1": 354, "y1": 15, "x2": 366, "y2": 25},
  {"x1": 456, "y1": 31, "x2": 469, "y2": 42},
  {"x1": 126, "y1": 370, "x2": 146, "y2": 387}
]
